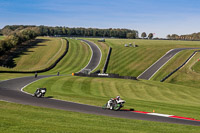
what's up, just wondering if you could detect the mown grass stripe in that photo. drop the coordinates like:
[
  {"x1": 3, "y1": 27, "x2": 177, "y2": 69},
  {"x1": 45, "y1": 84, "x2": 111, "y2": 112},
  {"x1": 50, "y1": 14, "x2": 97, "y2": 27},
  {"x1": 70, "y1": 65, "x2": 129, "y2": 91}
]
[{"x1": 24, "y1": 76, "x2": 200, "y2": 119}]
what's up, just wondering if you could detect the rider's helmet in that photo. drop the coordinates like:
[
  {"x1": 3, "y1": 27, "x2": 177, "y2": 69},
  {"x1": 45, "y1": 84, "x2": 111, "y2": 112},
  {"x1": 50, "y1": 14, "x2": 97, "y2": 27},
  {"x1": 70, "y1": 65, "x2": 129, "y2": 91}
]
[{"x1": 116, "y1": 96, "x2": 120, "y2": 100}]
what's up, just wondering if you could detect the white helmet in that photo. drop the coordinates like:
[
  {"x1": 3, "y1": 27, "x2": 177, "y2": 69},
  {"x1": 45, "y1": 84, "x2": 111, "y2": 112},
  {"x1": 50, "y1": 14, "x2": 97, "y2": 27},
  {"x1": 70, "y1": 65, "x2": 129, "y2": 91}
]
[{"x1": 116, "y1": 96, "x2": 120, "y2": 99}]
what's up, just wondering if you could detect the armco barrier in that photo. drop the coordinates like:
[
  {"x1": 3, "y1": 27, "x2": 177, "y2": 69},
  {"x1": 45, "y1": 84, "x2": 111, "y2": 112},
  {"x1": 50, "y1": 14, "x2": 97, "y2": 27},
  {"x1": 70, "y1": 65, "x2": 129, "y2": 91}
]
[
  {"x1": 160, "y1": 51, "x2": 198, "y2": 82},
  {"x1": 74, "y1": 72, "x2": 137, "y2": 80},
  {"x1": 102, "y1": 47, "x2": 112, "y2": 73},
  {"x1": 0, "y1": 39, "x2": 69, "y2": 73}
]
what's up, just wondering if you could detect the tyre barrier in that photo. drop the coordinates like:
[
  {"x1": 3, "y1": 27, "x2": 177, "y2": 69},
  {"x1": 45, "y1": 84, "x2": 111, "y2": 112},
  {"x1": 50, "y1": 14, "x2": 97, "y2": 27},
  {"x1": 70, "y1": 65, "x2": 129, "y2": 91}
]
[
  {"x1": 0, "y1": 39, "x2": 69, "y2": 73},
  {"x1": 102, "y1": 47, "x2": 112, "y2": 73},
  {"x1": 160, "y1": 51, "x2": 199, "y2": 82},
  {"x1": 74, "y1": 72, "x2": 137, "y2": 80}
]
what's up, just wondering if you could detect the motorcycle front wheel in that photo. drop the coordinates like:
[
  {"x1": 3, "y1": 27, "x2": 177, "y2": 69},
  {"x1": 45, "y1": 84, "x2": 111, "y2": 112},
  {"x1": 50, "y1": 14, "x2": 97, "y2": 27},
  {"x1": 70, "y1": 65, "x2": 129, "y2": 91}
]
[
  {"x1": 36, "y1": 93, "x2": 42, "y2": 98},
  {"x1": 113, "y1": 104, "x2": 121, "y2": 111}
]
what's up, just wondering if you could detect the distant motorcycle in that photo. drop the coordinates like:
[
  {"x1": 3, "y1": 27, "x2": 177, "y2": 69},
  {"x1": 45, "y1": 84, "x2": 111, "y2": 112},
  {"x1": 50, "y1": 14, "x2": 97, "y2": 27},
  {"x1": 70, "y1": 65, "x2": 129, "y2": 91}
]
[
  {"x1": 33, "y1": 88, "x2": 46, "y2": 98},
  {"x1": 102, "y1": 98, "x2": 126, "y2": 111}
]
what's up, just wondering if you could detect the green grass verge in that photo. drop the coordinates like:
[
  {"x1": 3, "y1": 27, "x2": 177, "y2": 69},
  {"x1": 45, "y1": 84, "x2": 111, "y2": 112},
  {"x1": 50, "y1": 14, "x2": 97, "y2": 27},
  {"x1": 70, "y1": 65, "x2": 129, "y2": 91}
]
[
  {"x1": 0, "y1": 38, "x2": 92, "y2": 80},
  {"x1": 95, "y1": 38, "x2": 200, "y2": 77},
  {"x1": 0, "y1": 37, "x2": 66, "y2": 72},
  {"x1": 164, "y1": 52, "x2": 200, "y2": 88},
  {"x1": 0, "y1": 36, "x2": 5, "y2": 40},
  {"x1": 24, "y1": 76, "x2": 200, "y2": 120},
  {"x1": 1, "y1": 101, "x2": 200, "y2": 133},
  {"x1": 42, "y1": 38, "x2": 92, "y2": 75},
  {"x1": 151, "y1": 50, "x2": 196, "y2": 81}
]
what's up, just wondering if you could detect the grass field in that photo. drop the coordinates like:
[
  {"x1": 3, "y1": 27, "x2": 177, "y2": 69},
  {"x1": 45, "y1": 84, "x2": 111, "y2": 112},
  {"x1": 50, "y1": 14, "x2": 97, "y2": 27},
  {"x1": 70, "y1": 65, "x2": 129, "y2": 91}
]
[
  {"x1": 162, "y1": 52, "x2": 200, "y2": 88},
  {"x1": 24, "y1": 76, "x2": 200, "y2": 120},
  {"x1": 1, "y1": 101, "x2": 200, "y2": 133},
  {"x1": 0, "y1": 36, "x2": 5, "y2": 40},
  {"x1": 0, "y1": 37, "x2": 66, "y2": 72},
  {"x1": 152, "y1": 50, "x2": 196, "y2": 81},
  {"x1": 0, "y1": 38, "x2": 91, "y2": 80},
  {"x1": 98, "y1": 39, "x2": 200, "y2": 77},
  {"x1": 2, "y1": 38, "x2": 200, "y2": 131},
  {"x1": 42, "y1": 38, "x2": 92, "y2": 75}
]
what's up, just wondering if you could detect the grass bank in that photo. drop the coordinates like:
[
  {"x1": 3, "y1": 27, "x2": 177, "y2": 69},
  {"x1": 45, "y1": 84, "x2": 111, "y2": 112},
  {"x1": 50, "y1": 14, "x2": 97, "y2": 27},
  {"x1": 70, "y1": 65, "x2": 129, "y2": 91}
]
[
  {"x1": 0, "y1": 37, "x2": 66, "y2": 72},
  {"x1": 43, "y1": 38, "x2": 92, "y2": 75},
  {"x1": 99, "y1": 39, "x2": 200, "y2": 77},
  {"x1": 0, "y1": 36, "x2": 5, "y2": 40},
  {"x1": 152, "y1": 50, "x2": 196, "y2": 81},
  {"x1": 24, "y1": 76, "x2": 200, "y2": 120},
  {"x1": 1, "y1": 101, "x2": 200, "y2": 133},
  {"x1": 164, "y1": 52, "x2": 200, "y2": 88},
  {"x1": 0, "y1": 38, "x2": 92, "y2": 80}
]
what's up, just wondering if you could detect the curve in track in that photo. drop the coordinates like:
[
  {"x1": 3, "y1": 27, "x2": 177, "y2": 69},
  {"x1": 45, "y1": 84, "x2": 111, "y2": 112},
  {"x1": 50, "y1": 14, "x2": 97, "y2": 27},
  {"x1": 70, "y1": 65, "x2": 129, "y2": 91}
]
[
  {"x1": 0, "y1": 42, "x2": 200, "y2": 126},
  {"x1": 78, "y1": 39, "x2": 102, "y2": 72},
  {"x1": 138, "y1": 48, "x2": 200, "y2": 80}
]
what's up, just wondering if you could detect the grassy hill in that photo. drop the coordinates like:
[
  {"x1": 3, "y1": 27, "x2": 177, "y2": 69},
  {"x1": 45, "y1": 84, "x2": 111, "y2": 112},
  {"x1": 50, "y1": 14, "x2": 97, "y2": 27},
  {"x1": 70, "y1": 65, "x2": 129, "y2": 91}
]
[
  {"x1": 151, "y1": 49, "x2": 196, "y2": 81},
  {"x1": 0, "y1": 38, "x2": 91, "y2": 80},
  {"x1": 98, "y1": 39, "x2": 200, "y2": 77},
  {"x1": 43, "y1": 38, "x2": 91, "y2": 75},
  {"x1": 1, "y1": 101, "x2": 200, "y2": 133},
  {"x1": 2, "y1": 37, "x2": 200, "y2": 131},
  {"x1": 24, "y1": 76, "x2": 200, "y2": 120},
  {"x1": 160, "y1": 52, "x2": 200, "y2": 88},
  {"x1": 0, "y1": 37, "x2": 66, "y2": 72}
]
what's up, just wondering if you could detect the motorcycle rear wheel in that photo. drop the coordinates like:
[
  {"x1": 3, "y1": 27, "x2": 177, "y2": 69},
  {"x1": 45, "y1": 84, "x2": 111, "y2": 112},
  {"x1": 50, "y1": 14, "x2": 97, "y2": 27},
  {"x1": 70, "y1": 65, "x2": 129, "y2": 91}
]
[{"x1": 113, "y1": 104, "x2": 121, "y2": 111}]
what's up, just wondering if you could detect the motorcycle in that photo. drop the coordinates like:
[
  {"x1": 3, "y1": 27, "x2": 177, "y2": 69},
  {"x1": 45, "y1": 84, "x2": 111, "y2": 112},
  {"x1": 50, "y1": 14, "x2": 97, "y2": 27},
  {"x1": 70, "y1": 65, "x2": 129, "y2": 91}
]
[
  {"x1": 33, "y1": 88, "x2": 46, "y2": 98},
  {"x1": 102, "y1": 99, "x2": 126, "y2": 111}
]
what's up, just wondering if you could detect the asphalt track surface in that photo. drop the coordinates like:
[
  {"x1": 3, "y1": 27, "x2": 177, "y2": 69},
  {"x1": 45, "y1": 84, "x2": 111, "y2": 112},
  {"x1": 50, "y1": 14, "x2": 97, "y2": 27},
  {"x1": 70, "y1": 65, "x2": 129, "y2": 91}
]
[
  {"x1": 78, "y1": 39, "x2": 101, "y2": 72},
  {"x1": 0, "y1": 41, "x2": 200, "y2": 126},
  {"x1": 138, "y1": 48, "x2": 199, "y2": 80}
]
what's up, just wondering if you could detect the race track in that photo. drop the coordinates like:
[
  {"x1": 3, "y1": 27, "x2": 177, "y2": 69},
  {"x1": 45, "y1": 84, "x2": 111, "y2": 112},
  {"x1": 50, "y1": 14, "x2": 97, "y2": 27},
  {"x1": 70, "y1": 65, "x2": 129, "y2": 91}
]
[
  {"x1": 138, "y1": 48, "x2": 199, "y2": 80},
  {"x1": 78, "y1": 39, "x2": 102, "y2": 72},
  {"x1": 0, "y1": 41, "x2": 200, "y2": 126}
]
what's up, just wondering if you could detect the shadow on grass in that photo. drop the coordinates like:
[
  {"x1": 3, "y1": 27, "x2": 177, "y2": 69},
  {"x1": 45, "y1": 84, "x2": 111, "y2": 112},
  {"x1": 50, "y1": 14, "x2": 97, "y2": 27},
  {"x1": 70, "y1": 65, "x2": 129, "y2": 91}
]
[
  {"x1": 45, "y1": 96, "x2": 54, "y2": 99},
  {"x1": 0, "y1": 39, "x2": 50, "y2": 68}
]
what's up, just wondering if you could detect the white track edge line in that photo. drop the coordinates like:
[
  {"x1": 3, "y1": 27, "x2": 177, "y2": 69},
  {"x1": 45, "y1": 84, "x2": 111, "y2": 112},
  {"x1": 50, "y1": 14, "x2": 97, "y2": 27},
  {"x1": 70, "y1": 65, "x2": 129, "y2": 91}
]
[
  {"x1": 77, "y1": 40, "x2": 102, "y2": 73},
  {"x1": 137, "y1": 49, "x2": 175, "y2": 79},
  {"x1": 77, "y1": 40, "x2": 93, "y2": 73},
  {"x1": 20, "y1": 77, "x2": 100, "y2": 108},
  {"x1": 148, "y1": 51, "x2": 180, "y2": 80}
]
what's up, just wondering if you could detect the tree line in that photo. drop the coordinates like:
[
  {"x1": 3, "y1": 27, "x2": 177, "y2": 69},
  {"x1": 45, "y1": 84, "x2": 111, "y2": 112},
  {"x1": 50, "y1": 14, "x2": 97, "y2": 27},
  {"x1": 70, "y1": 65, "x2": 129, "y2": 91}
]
[
  {"x1": 0, "y1": 25, "x2": 139, "y2": 56},
  {"x1": 141, "y1": 32, "x2": 154, "y2": 39},
  {"x1": 0, "y1": 27, "x2": 39, "y2": 56},
  {"x1": 167, "y1": 33, "x2": 200, "y2": 40},
  {"x1": 1, "y1": 25, "x2": 138, "y2": 39}
]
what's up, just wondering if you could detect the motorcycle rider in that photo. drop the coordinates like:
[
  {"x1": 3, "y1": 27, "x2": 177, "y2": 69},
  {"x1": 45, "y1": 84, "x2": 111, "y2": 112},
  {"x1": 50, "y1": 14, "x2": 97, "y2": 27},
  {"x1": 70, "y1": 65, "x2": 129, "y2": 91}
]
[{"x1": 107, "y1": 96, "x2": 121, "y2": 109}]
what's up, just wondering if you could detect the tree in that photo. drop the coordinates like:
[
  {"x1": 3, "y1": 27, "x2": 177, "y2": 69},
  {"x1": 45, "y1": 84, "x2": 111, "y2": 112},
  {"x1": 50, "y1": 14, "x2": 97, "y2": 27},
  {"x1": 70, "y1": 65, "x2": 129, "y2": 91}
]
[
  {"x1": 166, "y1": 34, "x2": 171, "y2": 39},
  {"x1": 126, "y1": 33, "x2": 136, "y2": 39},
  {"x1": 148, "y1": 33, "x2": 153, "y2": 39},
  {"x1": 141, "y1": 32, "x2": 147, "y2": 39}
]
